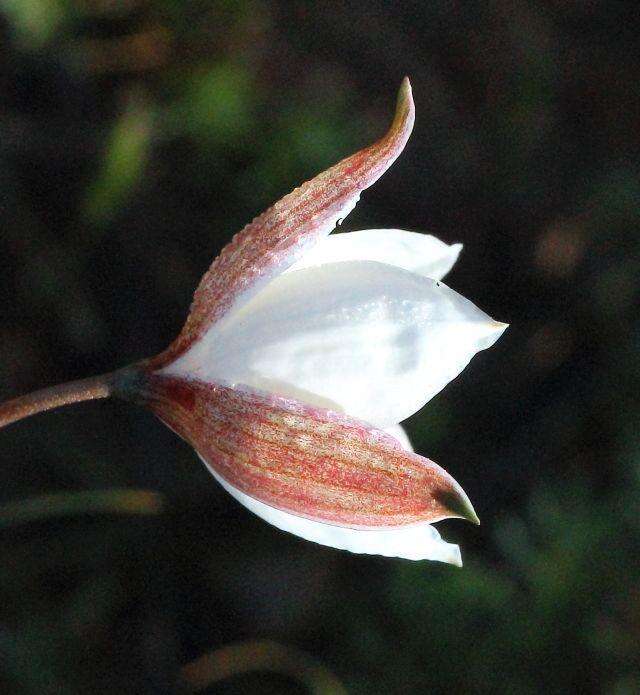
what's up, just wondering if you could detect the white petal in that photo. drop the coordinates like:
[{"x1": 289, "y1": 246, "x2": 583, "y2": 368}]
[
  {"x1": 167, "y1": 261, "x2": 508, "y2": 427},
  {"x1": 289, "y1": 229, "x2": 462, "y2": 281},
  {"x1": 201, "y1": 454, "x2": 461, "y2": 565},
  {"x1": 384, "y1": 424, "x2": 414, "y2": 452}
]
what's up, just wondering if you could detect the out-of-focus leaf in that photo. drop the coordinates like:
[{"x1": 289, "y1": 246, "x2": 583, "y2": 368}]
[
  {"x1": 0, "y1": 489, "x2": 163, "y2": 528},
  {"x1": 182, "y1": 640, "x2": 347, "y2": 695},
  {"x1": 1, "y1": 0, "x2": 72, "y2": 48},
  {"x1": 166, "y1": 62, "x2": 253, "y2": 145},
  {"x1": 83, "y1": 93, "x2": 154, "y2": 224}
]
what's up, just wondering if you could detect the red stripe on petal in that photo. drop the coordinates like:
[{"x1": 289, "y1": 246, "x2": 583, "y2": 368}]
[
  {"x1": 143, "y1": 374, "x2": 478, "y2": 528},
  {"x1": 152, "y1": 79, "x2": 415, "y2": 368}
]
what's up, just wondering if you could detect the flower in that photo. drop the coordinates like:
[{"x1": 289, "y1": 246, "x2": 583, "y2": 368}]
[
  {"x1": 139, "y1": 78, "x2": 507, "y2": 566},
  {"x1": 0, "y1": 78, "x2": 507, "y2": 565}
]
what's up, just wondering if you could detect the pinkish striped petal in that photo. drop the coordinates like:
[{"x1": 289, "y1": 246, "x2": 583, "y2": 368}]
[
  {"x1": 143, "y1": 374, "x2": 479, "y2": 529},
  {"x1": 152, "y1": 79, "x2": 415, "y2": 368},
  {"x1": 204, "y1": 461, "x2": 463, "y2": 564}
]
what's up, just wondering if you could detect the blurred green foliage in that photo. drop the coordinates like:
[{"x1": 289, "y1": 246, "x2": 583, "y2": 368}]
[
  {"x1": 83, "y1": 93, "x2": 154, "y2": 224},
  {"x1": 0, "y1": 1, "x2": 639, "y2": 693}
]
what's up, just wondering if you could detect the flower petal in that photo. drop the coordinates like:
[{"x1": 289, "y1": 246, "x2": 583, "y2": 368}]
[
  {"x1": 152, "y1": 79, "x2": 415, "y2": 369},
  {"x1": 144, "y1": 375, "x2": 479, "y2": 528},
  {"x1": 166, "y1": 261, "x2": 508, "y2": 427},
  {"x1": 289, "y1": 229, "x2": 462, "y2": 281},
  {"x1": 203, "y1": 458, "x2": 461, "y2": 565}
]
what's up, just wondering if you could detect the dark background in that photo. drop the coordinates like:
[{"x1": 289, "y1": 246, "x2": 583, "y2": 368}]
[{"x1": 1, "y1": 1, "x2": 639, "y2": 693}]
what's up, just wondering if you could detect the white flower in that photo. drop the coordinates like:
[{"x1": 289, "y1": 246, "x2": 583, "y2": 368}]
[{"x1": 141, "y1": 78, "x2": 507, "y2": 566}]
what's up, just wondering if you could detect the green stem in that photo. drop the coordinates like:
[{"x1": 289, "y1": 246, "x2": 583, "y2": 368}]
[{"x1": 0, "y1": 366, "x2": 143, "y2": 430}]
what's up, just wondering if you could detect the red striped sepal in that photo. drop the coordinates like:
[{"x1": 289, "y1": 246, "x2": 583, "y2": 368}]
[
  {"x1": 143, "y1": 374, "x2": 479, "y2": 528},
  {"x1": 151, "y1": 78, "x2": 415, "y2": 369}
]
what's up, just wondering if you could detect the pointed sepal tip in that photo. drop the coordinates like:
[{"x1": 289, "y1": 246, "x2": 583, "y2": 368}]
[
  {"x1": 437, "y1": 488, "x2": 481, "y2": 526},
  {"x1": 392, "y1": 77, "x2": 414, "y2": 134}
]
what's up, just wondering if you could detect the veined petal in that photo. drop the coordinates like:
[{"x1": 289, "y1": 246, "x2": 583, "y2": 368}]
[
  {"x1": 152, "y1": 79, "x2": 415, "y2": 369},
  {"x1": 203, "y1": 459, "x2": 462, "y2": 565},
  {"x1": 289, "y1": 229, "x2": 462, "y2": 281},
  {"x1": 144, "y1": 375, "x2": 479, "y2": 528},
  {"x1": 166, "y1": 261, "x2": 508, "y2": 427}
]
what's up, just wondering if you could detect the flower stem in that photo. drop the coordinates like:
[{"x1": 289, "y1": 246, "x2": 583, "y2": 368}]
[{"x1": 0, "y1": 366, "x2": 143, "y2": 430}]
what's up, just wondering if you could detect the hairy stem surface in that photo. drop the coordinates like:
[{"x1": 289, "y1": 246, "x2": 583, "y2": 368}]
[{"x1": 0, "y1": 366, "x2": 143, "y2": 429}]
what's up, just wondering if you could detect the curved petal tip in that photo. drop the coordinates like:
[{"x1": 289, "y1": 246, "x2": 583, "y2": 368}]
[
  {"x1": 399, "y1": 76, "x2": 412, "y2": 107},
  {"x1": 437, "y1": 487, "x2": 481, "y2": 526},
  {"x1": 390, "y1": 77, "x2": 415, "y2": 143},
  {"x1": 493, "y1": 321, "x2": 509, "y2": 333}
]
